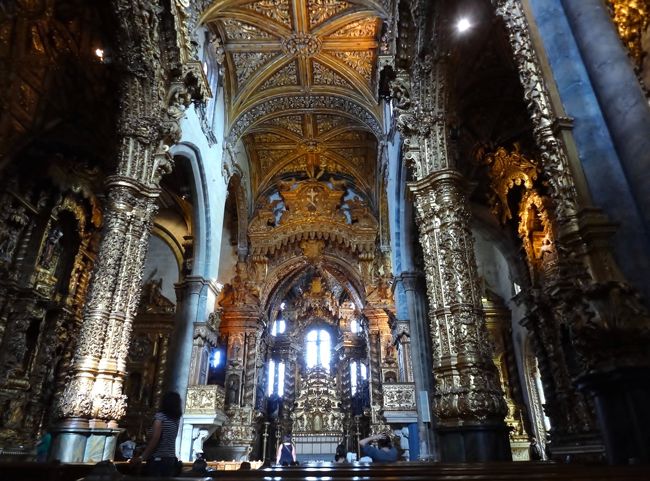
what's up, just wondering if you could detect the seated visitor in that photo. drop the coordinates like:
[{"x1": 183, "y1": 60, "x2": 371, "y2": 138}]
[
  {"x1": 334, "y1": 444, "x2": 347, "y2": 463},
  {"x1": 358, "y1": 432, "x2": 398, "y2": 463}
]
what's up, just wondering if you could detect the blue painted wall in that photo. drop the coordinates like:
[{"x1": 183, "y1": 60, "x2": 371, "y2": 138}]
[{"x1": 527, "y1": 0, "x2": 650, "y2": 297}]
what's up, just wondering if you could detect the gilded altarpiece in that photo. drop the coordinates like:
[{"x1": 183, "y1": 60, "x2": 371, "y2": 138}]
[
  {"x1": 121, "y1": 278, "x2": 176, "y2": 440},
  {"x1": 0, "y1": 160, "x2": 102, "y2": 451},
  {"x1": 216, "y1": 175, "x2": 403, "y2": 459}
]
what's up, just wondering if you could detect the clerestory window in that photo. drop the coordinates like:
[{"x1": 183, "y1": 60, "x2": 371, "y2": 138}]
[{"x1": 305, "y1": 328, "x2": 331, "y2": 372}]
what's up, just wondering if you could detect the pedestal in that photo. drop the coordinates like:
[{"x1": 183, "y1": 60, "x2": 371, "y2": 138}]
[
  {"x1": 577, "y1": 367, "x2": 650, "y2": 464},
  {"x1": 437, "y1": 424, "x2": 512, "y2": 462},
  {"x1": 49, "y1": 423, "x2": 121, "y2": 463}
]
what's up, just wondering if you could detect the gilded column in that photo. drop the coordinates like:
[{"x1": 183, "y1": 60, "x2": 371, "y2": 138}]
[
  {"x1": 50, "y1": 0, "x2": 198, "y2": 461},
  {"x1": 494, "y1": 0, "x2": 650, "y2": 464},
  {"x1": 393, "y1": 53, "x2": 509, "y2": 461},
  {"x1": 52, "y1": 179, "x2": 161, "y2": 462}
]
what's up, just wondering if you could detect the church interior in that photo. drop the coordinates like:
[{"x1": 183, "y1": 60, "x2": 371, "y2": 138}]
[{"x1": 1, "y1": 0, "x2": 650, "y2": 474}]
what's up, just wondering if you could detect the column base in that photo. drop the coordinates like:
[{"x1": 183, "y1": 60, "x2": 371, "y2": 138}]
[
  {"x1": 437, "y1": 423, "x2": 512, "y2": 462},
  {"x1": 577, "y1": 367, "x2": 650, "y2": 464},
  {"x1": 50, "y1": 423, "x2": 121, "y2": 463}
]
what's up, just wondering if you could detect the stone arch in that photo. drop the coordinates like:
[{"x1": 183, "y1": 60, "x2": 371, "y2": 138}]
[{"x1": 169, "y1": 143, "x2": 216, "y2": 279}]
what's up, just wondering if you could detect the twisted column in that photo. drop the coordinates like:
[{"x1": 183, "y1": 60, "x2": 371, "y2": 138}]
[
  {"x1": 409, "y1": 171, "x2": 509, "y2": 461},
  {"x1": 52, "y1": 178, "x2": 160, "y2": 461}
]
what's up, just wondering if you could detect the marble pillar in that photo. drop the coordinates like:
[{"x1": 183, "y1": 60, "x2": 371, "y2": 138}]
[
  {"x1": 399, "y1": 272, "x2": 436, "y2": 460},
  {"x1": 560, "y1": 0, "x2": 650, "y2": 234}
]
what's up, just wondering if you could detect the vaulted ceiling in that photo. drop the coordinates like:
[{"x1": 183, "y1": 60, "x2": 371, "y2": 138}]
[{"x1": 202, "y1": 0, "x2": 387, "y2": 200}]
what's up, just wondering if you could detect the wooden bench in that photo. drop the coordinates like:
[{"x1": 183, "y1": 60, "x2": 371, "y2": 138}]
[{"x1": 3, "y1": 460, "x2": 650, "y2": 481}]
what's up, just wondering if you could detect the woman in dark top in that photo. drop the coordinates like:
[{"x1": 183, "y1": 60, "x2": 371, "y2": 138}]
[
  {"x1": 131, "y1": 391, "x2": 182, "y2": 477},
  {"x1": 276, "y1": 434, "x2": 297, "y2": 466}
]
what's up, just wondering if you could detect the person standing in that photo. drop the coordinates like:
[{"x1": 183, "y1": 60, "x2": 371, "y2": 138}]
[
  {"x1": 276, "y1": 434, "x2": 297, "y2": 466},
  {"x1": 131, "y1": 391, "x2": 182, "y2": 477},
  {"x1": 529, "y1": 436, "x2": 543, "y2": 461}
]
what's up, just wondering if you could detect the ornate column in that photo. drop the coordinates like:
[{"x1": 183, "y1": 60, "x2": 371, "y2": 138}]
[
  {"x1": 48, "y1": 0, "x2": 206, "y2": 461},
  {"x1": 52, "y1": 179, "x2": 161, "y2": 462},
  {"x1": 409, "y1": 170, "x2": 510, "y2": 461},
  {"x1": 392, "y1": 53, "x2": 509, "y2": 461},
  {"x1": 559, "y1": 0, "x2": 650, "y2": 233},
  {"x1": 399, "y1": 271, "x2": 436, "y2": 460},
  {"x1": 364, "y1": 307, "x2": 391, "y2": 434},
  {"x1": 494, "y1": 0, "x2": 650, "y2": 464},
  {"x1": 218, "y1": 304, "x2": 262, "y2": 461}
]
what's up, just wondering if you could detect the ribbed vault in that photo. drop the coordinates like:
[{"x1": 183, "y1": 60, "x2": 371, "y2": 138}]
[{"x1": 201, "y1": 0, "x2": 386, "y2": 200}]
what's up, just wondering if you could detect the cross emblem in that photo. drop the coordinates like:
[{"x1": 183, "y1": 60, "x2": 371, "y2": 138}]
[{"x1": 307, "y1": 188, "x2": 318, "y2": 207}]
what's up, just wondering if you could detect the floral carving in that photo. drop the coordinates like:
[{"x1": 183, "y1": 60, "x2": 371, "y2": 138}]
[{"x1": 281, "y1": 33, "x2": 322, "y2": 57}]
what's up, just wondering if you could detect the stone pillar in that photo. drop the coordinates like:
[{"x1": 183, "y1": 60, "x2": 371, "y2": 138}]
[
  {"x1": 399, "y1": 272, "x2": 436, "y2": 460},
  {"x1": 560, "y1": 0, "x2": 650, "y2": 233},
  {"x1": 409, "y1": 171, "x2": 510, "y2": 462},
  {"x1": 52, "y1": 178, "x2": 160, "y2": 462},
  {"x1": 166, "y1": 277, "x2": 220, "y2": 397}
]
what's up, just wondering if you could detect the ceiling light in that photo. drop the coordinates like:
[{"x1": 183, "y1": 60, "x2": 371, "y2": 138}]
[
  {"x1": 94, "y1": 48, "x2": 104, "y2": 60},
  {"x1": 456, "y1": 18, "x2": 471, "y2": 33}
]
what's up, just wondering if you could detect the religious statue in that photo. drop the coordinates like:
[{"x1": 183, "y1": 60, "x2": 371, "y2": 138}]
[
  {"x1": 39, "y1": 227, "x2": 63, "y2": 269},
  {"x1": 226, "y1": 375, "x2": 240, "y2": 406},
  {"x1": 191, "y1": 428, "x2": 209, "y2": 460}
]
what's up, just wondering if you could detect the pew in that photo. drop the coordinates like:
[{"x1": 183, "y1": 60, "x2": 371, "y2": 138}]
[{"x1": 3, "y1": 460, "x2": 650, "y2": 481}]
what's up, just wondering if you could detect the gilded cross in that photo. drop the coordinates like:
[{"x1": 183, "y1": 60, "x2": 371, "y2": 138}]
[{"x1": 307, "y1": 188, "x2": 318, "y2": 207}]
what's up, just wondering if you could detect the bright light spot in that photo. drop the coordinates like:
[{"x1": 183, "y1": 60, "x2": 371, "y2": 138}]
[
  {"x1": 280, "y1": 302, "x2": 286, "y2": 310},
  {"x1": 457, "y1": 18, "x2": 471, "y2": 33},
  {"x1": 95, "y1": 48, "x2": 104, "y2": 59},
  {"x1": 215, "y1": 282, "x2": 224, "y2": 292},
  {"x1": 211, "y1": 349, "x2": 221, "y2": 368},
  {"x1": 350, "y1": 319, "x2": 360, "y2": 333}
]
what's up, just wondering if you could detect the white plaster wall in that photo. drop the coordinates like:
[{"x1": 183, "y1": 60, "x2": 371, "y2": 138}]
[
  {"x1": 143, "y1": 235, "x2": 179, "y2": 303},
  {"x1": 473, "y1": 222, "x2": 541, "y2": 437}
]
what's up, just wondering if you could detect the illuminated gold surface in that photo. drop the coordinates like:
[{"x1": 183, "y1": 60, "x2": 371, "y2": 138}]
[{"x1": 607, "y1": 0, "x2": 650, "y2": 69}]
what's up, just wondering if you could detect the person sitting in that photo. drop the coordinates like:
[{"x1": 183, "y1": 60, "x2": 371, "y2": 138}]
[
  {"x1": 191, "y1": 453, "x2": 208, "y2": 474},
  {"x1": 334, "y1": 444, "x2": 347, "y2": 463},
  {"x1": 358, "y1": 432, "x2": 398, "y2": 463}
]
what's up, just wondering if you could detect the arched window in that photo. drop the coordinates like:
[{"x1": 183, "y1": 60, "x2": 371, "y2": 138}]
[
  {"x1": 305, "y1": 329, "x2": 331, "y2": 371},
  {"x1": 271, "y1": 319, "x2": 286, "y2": 336},
  {"x1": 267, "y1": 359, "x2": 285, "y2": 397},
  {"x1": 350, "y1": 360, "x2": 367, "y2": 395},
  {"x1": 350, "y1": 319, "x2": 361, "y2": 333}
]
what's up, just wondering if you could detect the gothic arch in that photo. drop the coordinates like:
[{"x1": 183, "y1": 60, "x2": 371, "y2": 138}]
[{"x1": 260, "y1": 254, "x2": 366, "y2": 315}]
